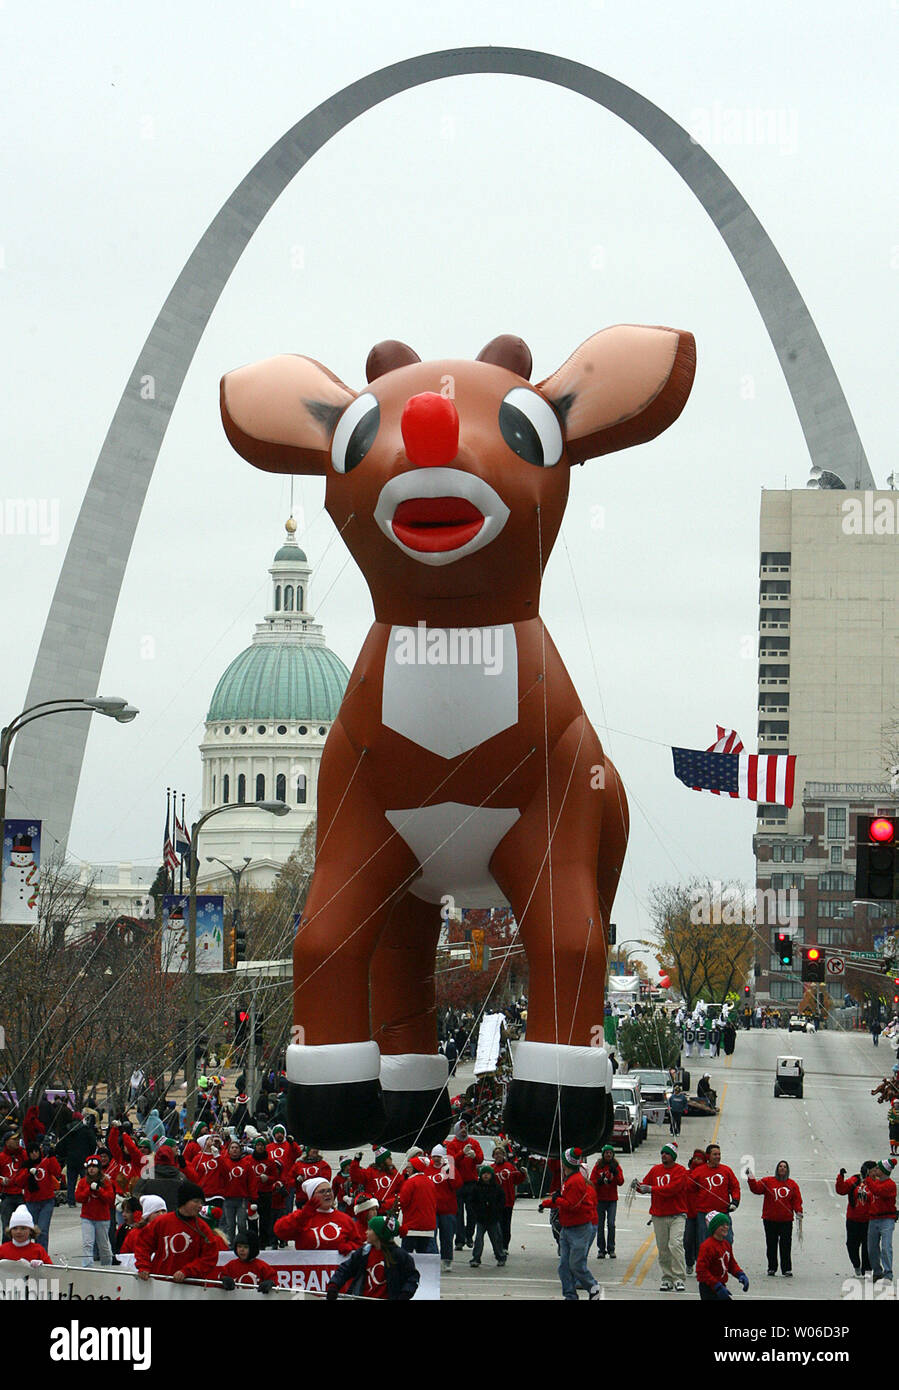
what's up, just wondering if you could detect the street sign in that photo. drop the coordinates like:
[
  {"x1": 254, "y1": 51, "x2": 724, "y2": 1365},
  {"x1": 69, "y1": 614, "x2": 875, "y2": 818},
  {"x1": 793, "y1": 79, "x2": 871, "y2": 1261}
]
[
  {"x1": 825, "y1": 956, "x2": 845, "y2": 977},
  {"x1": 849, "y1": 950, "x2": 880, "y2": 960}
]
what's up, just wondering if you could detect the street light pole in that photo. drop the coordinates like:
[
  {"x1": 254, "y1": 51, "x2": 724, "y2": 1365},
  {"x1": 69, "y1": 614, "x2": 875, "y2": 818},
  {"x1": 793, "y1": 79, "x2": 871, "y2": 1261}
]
[
  {"x1": 0, "y1": 695, "x2": 137, "y2": 918},
  {"x1": 185, "y1": 801, "x2": 288, "y2": 1126}
]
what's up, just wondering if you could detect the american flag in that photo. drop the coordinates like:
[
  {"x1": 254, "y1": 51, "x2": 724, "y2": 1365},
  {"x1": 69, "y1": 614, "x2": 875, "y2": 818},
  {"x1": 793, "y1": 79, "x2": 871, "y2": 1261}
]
[{"x1": 673, "y1": 726, "x2": 796, "y2": 807}]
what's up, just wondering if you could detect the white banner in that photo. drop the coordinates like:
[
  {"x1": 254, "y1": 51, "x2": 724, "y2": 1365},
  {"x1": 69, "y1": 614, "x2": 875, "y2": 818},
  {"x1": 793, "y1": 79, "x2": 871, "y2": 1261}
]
[
  {"x1": 474, "y1": 1012, "x2": 505, "y2": 1076},
  {"x1": 0, "y1": 1260, "x2": 299, "y2": 1301},
  {"x1": 118, "y1": 1247, "x2": 441, "y2": 1299}
]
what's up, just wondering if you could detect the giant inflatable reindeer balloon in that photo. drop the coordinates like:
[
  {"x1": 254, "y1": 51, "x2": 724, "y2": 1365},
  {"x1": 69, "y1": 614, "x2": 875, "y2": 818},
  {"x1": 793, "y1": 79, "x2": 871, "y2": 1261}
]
[{"x1": 221, "y1": 326, "x2": 695, "y2": 1152}]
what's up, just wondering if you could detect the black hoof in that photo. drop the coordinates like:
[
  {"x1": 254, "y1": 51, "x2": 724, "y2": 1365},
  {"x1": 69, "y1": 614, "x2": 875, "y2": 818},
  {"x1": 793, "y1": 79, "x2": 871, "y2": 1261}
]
[
  {"x1": 504, "y1": 1080, "x2": 610, "y2": 1153},
  {"x1": 381, "y1": 1087, "x2": 454, "y2": 1151},
  {"x1": 286, "y1": 1079, "x2": 386, "y2": 1149}
]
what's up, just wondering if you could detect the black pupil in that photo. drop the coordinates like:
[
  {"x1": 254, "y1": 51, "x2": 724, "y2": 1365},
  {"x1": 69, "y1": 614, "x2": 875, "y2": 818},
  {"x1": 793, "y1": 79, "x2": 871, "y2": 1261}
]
[
  {"x1": 344, "y1": 401, "x2": 380, "y2": 471},
  {"x1": 498, "y1": 400, "x2": 544, "y2": 467}
]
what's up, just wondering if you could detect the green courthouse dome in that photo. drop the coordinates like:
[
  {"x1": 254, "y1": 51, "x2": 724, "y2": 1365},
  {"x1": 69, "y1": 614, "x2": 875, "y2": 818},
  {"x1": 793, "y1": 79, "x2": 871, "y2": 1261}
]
[{"x1": 207, "y1": 642, "x2": 349, "y2": 722}]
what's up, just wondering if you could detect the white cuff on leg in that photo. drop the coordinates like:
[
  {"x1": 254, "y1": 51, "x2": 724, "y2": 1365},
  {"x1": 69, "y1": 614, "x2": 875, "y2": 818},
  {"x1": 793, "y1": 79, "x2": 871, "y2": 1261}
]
[
  {"x1": 286, "y1": 1041, "x2": 380, "y2": 1086},
  {"x1": 512, "y1": 1041, "x2": 610, "y2": 1089},
  {"x1": 380, "y1": 1053, "x2": 449, "y2": 1093}
]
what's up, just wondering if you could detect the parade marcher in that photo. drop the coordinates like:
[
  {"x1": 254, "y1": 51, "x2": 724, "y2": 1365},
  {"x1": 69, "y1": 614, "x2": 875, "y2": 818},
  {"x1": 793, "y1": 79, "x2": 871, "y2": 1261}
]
[
  {"x1": 746, "y1": 1160, "x2": 802, "y2": 1276},
  {"x1": 134, "y1": 1181, "x2": 219, "y2": 1283},
  {"x1": 349, "y1": 1147, "x2": 403, "y2": 1215},
  {"x1": 540, "y1": 1147, "x2": 600, "y2": 1301},
  {"x1": 637, "y1": 1140, "x2": 689, "y2": 1292},
  {"x1": 273, "y1": 1178, "x2": 362, "y2": 1254},
  {"x1": 684, "y1": 1149, "x2": 707, "y2": 1274},
  {"x1": 692, "y1": 1143, "x2": 740, "y2": 1244},
  {"x1": 75, "y1": 1155, "x2": 116, "y2": 1267},
  {"x1": 398, "y1": 1155, "x2": 438, "y2": 1254},
  {"x1": 468, "y1": 1164, "x2": 506, "y2": 1268},
  {"x1": 132, "y1": 1142, "x2": 195, "y2": 1214},
  {"x1": 0, "y1": 1131, "x2": 23, "y2": 1239},
  {"x1": 326, "y1": 1215, "x2": 420, "y2": 1301},
  {"x1": 491, "y1": 1143, "x2": 526, "y2": 1253},
  {"x1": 351, "y1": 1195, "x2": 380, "y2": 1244},
  {"x1": 696, "y1": 1212, "x2": 750, "y2": 1301},
  {"x1": 0, "y1": 1204, "x2": 53, "y2": 1265},
  {"x1": 218, "y1": 1138, "x2": 252, "y2": 1246},
  {"x1": 118, "y1": 1194, "x2": 167, "y2": 1255},
  {"x1": 332, "y1": 1156, "x2": 355, "y2": 1211},
  {"x1": 862, "y1": 1156, "x2": 897, "y2": 1282},
  {"x1": 589, "y1": 1144, "x2": 624, "y2": 1259},
  {"x1": 836, "y1": 1162, "x2": 874, "y2": 1276},
  {"x1": 247, "y1": 1135, "x2": 282, "y2": 1250},
  {"x1": 13, "y1": 1138, "x2": 61, "y2": 1249},
  {"x1": 445, "y1": 1121, "x2": 484, "y2": 1249},
  {"x1": 888, "y1": 1098, "x2": 899, "y2": 1156},
  {"x1": 290, "y1": 1144, "x2": 332, "y2": 1196},
  {"x1": 668, "y1": 1085, "x2": 688, "y2": 1136},
  {"x1": 429, "y1": 1145, "x2": 460, "y2": 1270},
  {"x1": 219, "y1": 1237, "x2": 278, "y2": 1292}
]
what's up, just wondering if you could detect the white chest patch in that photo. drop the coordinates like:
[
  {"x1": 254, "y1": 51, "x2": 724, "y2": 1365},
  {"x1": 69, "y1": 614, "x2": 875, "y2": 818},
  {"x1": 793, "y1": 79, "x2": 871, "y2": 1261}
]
[
  {"x1": 385, "y1": 801, "x2": 520, "y2": 906},
  {"x1": 382, "y1": 624, "x2": 518, "y2": 759}
]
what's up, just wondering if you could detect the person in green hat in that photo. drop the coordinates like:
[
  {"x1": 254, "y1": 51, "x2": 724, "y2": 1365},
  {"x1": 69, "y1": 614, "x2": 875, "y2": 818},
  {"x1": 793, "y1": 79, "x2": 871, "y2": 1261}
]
[
  {"x1": 590, "y1": 1144, "x2": 624, "y2": 1258},
  {"x1": 326, "y1": 1214, "x2": 420, "y2": 1300},
  {"x1": 695, "y1": 1212, "x2": 749, "y2": 1301}
]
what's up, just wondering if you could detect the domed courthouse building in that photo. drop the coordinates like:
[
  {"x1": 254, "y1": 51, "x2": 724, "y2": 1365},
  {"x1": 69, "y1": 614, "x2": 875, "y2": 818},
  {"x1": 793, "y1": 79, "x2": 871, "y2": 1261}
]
[{"x1": 196, "y1": 521, "x2": 350, "y2": 891}]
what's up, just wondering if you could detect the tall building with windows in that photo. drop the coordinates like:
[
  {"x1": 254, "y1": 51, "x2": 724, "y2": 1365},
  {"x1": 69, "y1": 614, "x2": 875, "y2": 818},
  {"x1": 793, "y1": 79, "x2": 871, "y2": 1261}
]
[
  {"x1": 753, "y1": 488, "x2": 899, "y2": 1002},
  {"x1": 196, "y1": 520, "x2": 350, "y2": 890}
]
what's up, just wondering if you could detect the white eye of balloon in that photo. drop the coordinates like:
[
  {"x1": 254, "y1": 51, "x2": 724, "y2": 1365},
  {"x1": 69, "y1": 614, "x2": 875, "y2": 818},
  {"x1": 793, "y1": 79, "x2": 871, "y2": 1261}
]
[
  {"x1": 498, "y1": 387, "x2": 564, "y2": 468},
  {"x1": 331, "y1": 392, "x2": 380, "y2": 473}
]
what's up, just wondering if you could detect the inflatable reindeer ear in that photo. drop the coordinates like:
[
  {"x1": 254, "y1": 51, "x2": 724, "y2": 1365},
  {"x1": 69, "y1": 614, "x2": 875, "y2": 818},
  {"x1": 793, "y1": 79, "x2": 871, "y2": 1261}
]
[
  {"x1": 476, "y1": 335, "x2": 533, "y2": 380},
  {"x1": 220, "y1": 354, "x2": 355, "y2": 475},
  {"x1": 537, "y1": 326, "x2": 696, "y2": 466},
  {"x1": 365, "y1": 340, "x2": 421, "y2": 382}
]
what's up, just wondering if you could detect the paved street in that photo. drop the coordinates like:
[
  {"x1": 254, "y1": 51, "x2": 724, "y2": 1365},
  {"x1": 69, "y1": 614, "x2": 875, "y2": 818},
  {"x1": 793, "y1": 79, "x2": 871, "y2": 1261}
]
[{"x1": 35, "y1": 1028, "x2": 897, "y2": 1301}]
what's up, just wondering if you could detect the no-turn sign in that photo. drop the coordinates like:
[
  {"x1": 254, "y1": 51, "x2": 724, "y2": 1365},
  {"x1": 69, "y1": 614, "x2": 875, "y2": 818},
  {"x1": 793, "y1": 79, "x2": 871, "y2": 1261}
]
[{"x1": 825, "y1": 956, "x2": 845, "y2": 978}]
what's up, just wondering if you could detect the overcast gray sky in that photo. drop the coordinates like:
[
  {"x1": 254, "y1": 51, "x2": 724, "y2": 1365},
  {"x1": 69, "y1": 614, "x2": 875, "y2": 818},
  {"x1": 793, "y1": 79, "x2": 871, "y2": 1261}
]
[{"x1": 1, "y1": 0, "x2": 895, "y2": 962}]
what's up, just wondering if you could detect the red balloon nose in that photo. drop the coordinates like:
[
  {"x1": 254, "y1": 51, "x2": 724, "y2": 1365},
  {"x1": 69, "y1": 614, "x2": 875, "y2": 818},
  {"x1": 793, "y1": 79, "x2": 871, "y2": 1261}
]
[{"x1": 401, "y1": 392, "x2": 459, "y2": 467}]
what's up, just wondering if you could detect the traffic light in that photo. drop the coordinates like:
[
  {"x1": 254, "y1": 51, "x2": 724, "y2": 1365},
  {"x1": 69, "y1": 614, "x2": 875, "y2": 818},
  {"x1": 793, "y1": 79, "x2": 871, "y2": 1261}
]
[
  {"x1": 775, "y1": 932, "x2": 793, "y2": 968},
  {"x1": 608, "y1": 922, "x2": 617, "y2": 946},
  {"x1": 801, "y1": 945, "x2": 825, "y2": 983},
  {"x1": 234, "y1": 910, "x2": 247, "y2": 963},
  {"x1": 855, "y1": 816, "x2": 898, "y2": 901},
  {"x1": 254, "y1": 1015, "x2": 264, "y2": 1046},
  {"x1": 235, "y1": 1008, "x2": 249, "y2": 1044},
  {"x1": 743, "y1": 985, "x2": 751, "y2": 997}
]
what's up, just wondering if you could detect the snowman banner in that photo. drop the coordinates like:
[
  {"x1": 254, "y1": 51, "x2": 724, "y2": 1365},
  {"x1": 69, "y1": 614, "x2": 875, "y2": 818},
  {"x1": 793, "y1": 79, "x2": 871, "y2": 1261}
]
[
  {"x1": 1, "y1": 820, "x2": 41, "y2": 925},
  {"x1": 162, "y1": 893, "x2": 224, "y2": 974}
]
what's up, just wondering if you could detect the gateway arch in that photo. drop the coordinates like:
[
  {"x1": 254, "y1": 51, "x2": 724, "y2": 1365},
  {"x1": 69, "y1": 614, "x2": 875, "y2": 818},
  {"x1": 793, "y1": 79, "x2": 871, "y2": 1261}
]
[{"x1": 9, "y1": 47, "x2": 874, "y2": 851}]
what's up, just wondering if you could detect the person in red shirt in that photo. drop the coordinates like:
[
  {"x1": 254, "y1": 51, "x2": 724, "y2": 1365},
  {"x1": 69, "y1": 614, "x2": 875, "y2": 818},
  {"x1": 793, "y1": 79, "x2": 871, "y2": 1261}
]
[
  {"x1": 247, "y1": 1136, "x2": 282, "y2": 1248},
  {"x1": 218, "y1": 1139, "x2": 252, "y2": 1247},
  {"x1": 491, "y1": 1143, "x2": 526, "y2": 1255},
  {"x1": 429, "y1": 1145, "x2": 460, "y2": 1270},
  {"x1": 118, "y1": 1194, "x2": 167, "y2": 1255},
  {"x1": 290, "y1": 1145, "x2": 332, "y2": 1192},
  {"x1": 75, "y1": 1156, "x2": 116, "y2": 1267},
  {"x1": 134, "y1": 1182, "x2": 219, "y2": 1283},
  {"x1": 0, "y1": 1204, "x2": 52, "y2": 1265},
  {"x1": 445, "y1": 1123, "x2": 484, "y2": 1249},
  {"x1": 637, "y1": 1140, "x2": 689, "y2": 1291},
  {"x1": 861, "y1": 1156, "x2": 897, "y2": 1282},
  {"x1": 194, "y1": 1135, "x2": 225, "y2": 1199},
  {"x1": 836, "y1": 1161, "x2": 874, "y2": 1275},
  {"x1": 349, "y1": 1148, "x2": 403, "y2": 1215},
  {"x1": 683, "y1": 1149, "x2": 708, "y2": 1274},
  {"x1": 273, "y1": 1178, "x2": 362, "y2": 1254},
  {"x1": 0, "y1": 1132, "x2": 24, "y2": 1240},
  {"x1": 747, "y1": 1159, "x2": 803, "y2": 1276},
  {"x1": 326, "y1": 1215, "x2": 420, "y2": 1301},
  {"x1": 399, "y1": 1155, "x2": 438, "y2": 1254},
  {"x1": 692, "y1": 1143, "x2": 741, "y2": 1244},
  {"x1": 352, "y1": 1195, "x2": 380, "y2": 1244},
  {"x1": 12, "y1": 1139, "x2": 62, "y2": 1249},
  {"x1": 540, "y1": 1147, "x2": 600, "y2": 1301},
  {"x1": 589, "y1": 1143, "x2": 624, "y2": 1260},
  {"x1": 219, "y1": 1237, "x2": 278, "y2": 1292},
  {"x1": 696, "y1": 1211, "x2": 749, "y2": 1300}
]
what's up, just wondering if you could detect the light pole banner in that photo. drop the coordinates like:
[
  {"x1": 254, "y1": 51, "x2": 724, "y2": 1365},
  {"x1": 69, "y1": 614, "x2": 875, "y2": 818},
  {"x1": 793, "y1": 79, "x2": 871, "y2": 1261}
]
[
  {"x1": 161, "y1": 895, "x2": 189, "y2": 974},
  {"x1": 195, "y1": 895, "x2": 224, "y2": 974},
  {"x1": 161, "y1": 894, "x2": 224, "y2": 974},
  {"x1": 1, "y1": 819, "x2": 41, "y2": 925}
]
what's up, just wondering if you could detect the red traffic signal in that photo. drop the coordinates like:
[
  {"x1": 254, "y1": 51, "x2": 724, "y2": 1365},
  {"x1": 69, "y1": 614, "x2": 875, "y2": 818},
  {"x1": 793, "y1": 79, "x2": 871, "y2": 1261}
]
[
  {"x1": 869, "y1": 818, "x2": 896, "y2": 843},
  {"x1": 806, "y1": 947, "x2": 820, "y2": 962},
  {"x1": 743, "y1": 985, "x2": 751, "y2": 995},
  {"x1": 802, "y1": 946, "x2": 825, "y2": 982},
  {"x1": 856, "y1": 816, "x2": 899, "y2": 901}
]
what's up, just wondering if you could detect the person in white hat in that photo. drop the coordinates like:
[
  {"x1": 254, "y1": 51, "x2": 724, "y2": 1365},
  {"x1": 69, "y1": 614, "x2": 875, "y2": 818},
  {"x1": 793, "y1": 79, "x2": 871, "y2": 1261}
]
[
  {"x1": 0, "y1": 1204, "x2": 52, "y2": 1265},
  {"x1": 116, "y1": 1193, "x2": 168, "y2": 1257},
  {"x1": 273, "y1": 1178, "x2": 361, "y2": 1253}
]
